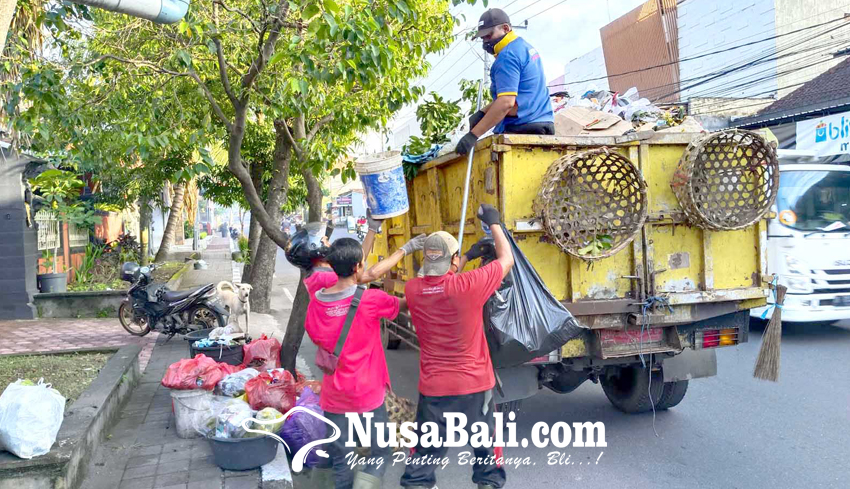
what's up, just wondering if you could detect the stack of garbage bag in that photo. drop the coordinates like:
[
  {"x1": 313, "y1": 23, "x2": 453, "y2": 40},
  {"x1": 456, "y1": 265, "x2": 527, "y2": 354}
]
[
  {"x1": 161, "y1": 354, "x2": 241, "y2": 390},
  {"x1": 159, "y1": 340, "x2": 330, "y2": 470}
]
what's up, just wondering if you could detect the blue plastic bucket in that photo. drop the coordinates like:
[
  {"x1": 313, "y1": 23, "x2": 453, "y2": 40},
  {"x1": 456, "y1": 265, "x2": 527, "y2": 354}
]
[{"x1": 355, "y1": 151, "x2": 410, "y2": 220}]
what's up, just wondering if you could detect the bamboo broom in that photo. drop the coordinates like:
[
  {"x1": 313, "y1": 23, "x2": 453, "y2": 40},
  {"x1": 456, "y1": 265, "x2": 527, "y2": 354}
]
[{"x1": 753, "y1": 284, "x2": 786, "y2": 382}]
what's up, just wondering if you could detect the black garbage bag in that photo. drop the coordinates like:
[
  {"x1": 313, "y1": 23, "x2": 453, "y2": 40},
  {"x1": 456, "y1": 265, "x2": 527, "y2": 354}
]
[{"x1": 483, "y1": 229, "x2": 586, "y2": 368}]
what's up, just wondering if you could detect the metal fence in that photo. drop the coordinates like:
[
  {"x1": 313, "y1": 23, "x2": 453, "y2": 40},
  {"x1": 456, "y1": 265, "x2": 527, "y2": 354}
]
[
  {"x1": 35, "y1": 209, "x2": 92, "y2": 250},
  {"x1": 35, "y1": 209, "x2": 60, "y2": 251},
  {"x1": 68, "y1": 222, "x2": 88, "y2": 248}
]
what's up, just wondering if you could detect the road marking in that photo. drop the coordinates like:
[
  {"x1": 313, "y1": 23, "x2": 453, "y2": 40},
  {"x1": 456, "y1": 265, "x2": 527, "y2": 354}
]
[{"x1": 283, "y1": 288, "x2": 294, "y2": 302}]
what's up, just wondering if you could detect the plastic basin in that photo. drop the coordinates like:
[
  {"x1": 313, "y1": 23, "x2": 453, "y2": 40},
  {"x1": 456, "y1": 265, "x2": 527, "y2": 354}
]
[{"x1": 209, "y1": 435, "x2": 279, "y2": 470}]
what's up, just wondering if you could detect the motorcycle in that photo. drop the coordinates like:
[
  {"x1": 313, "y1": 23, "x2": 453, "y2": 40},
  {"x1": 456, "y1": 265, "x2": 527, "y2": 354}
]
[
  {"x1": 118, "y1": 262, "x2": 229, "y2": 337},
  {"x1": 356, "y1": 218, "x2": 368, "y2": 242}
]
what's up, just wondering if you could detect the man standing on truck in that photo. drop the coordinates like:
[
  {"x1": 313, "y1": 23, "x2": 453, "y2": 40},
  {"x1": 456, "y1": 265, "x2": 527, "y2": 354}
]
[
  {"x1": 400, "y1": 204, "x2": 514, "y2": 489},
  {"x1": 455, "y1": 8, "x2": 554, "y2": 155}
]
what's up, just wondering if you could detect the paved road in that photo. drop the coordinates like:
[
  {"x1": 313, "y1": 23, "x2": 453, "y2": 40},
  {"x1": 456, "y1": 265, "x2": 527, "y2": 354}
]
[{"x1": 271, "y1": 231, "x2": 850, "y2": 488}]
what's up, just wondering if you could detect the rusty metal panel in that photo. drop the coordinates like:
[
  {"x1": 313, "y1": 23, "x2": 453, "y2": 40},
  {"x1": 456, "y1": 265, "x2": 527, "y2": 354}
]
[{"x1": 600, "y1": 0, "x2": 680, "y2": 102}]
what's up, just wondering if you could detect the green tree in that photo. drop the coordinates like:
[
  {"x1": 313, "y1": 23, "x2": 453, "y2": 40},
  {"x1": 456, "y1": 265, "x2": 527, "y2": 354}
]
[{"x1": 10, "y1": 0, "x2": 480, "y2": 370}]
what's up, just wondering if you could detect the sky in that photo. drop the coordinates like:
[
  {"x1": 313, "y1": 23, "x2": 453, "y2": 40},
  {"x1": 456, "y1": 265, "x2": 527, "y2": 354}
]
[{"x1": 384, "y1": 0, "x2": 648, "y2": 133}]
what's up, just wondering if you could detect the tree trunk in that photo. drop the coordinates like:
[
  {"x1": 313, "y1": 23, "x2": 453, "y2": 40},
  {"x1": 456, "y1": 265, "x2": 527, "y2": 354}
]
[
  {"x1": 281, "y1": 270, "x2": 309, "y2": 374},
  {"x1": 139, "y1": 200, "x2": 151, "y2": 266},
  {"x1": 154, "y1": 183, "x2": 185, "y2": 263},
  {"x1": 248, "y1": 119, "x2": 293, "y2": 313},
  {"x1": 241, "y1": 159, "x2": 265, "y2": 282},
  {"x1": 242, "y1": 215, "x2": 261, "y2": 282},
  {"x1": 280, "y1": 164, "x2": 324, "y2": 374}
]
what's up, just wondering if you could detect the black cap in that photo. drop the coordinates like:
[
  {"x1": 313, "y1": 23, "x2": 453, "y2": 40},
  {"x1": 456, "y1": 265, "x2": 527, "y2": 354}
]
[{"x1": 473, "y1": 8, "x2": 511, "y2": 39}]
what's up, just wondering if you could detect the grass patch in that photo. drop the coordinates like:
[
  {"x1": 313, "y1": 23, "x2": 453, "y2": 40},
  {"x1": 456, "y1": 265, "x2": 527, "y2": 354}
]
[
  {"x1": 0, "y1": 352, "x2": 112, "y2": 408},
  {"x1": 152, "y1": 261, "x2": 185, "y2": 283}
]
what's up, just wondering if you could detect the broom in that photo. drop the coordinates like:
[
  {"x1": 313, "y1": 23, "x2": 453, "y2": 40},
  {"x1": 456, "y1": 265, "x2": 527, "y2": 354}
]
[{"x1": 753, "y1": 283, "x2": 786, "y2": 382}]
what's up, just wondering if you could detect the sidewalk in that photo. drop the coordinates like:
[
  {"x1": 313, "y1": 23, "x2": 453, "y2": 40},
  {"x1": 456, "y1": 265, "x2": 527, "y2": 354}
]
[
  {"x1": 0, "y1": 318, "x2": 159, "y2": 371},
  {"x1": 80, "y1": 236, "x2": 297, "y2": 489}
]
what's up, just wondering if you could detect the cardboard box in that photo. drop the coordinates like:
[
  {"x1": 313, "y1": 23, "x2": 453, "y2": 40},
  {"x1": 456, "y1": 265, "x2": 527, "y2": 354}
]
[{"x1": 554, "y1": 106, "x2": 634, "y2": 137}]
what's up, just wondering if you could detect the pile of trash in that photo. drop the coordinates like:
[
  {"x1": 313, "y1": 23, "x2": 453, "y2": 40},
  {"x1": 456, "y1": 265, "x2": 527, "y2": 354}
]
[
  {"x1": 162, "y1": 334, "x2": 328, "y2": 470},
  {"x1": 553, "y1": 87, "x2": 704, "y2": 137},
  {"x1": 0, "y1": 379, "x2": 65, "y2": 459}
]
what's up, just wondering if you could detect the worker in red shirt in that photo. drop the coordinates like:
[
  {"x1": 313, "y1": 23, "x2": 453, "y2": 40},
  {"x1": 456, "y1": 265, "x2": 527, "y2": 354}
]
[
  {"x1": 303, "y1": 231, "x2": 427, "y2": 489},
  {"x1": 400, "y1": 204, "x2": 514, "y2": 489}
]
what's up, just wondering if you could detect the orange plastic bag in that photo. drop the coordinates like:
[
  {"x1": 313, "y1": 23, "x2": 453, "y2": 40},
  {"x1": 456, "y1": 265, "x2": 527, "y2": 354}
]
[
  {"x1": 161, "y1": 354, "x2": 228, "y2": 391},
  {"x1": 245, "y1": 369, "x2": 297, "y2": 412},
  {"x1": 295, "y1": 380, "x2": 322, "y2": 396},
  {"x1": 242, "y1": 335, "x2": 281, "y2": 371}
]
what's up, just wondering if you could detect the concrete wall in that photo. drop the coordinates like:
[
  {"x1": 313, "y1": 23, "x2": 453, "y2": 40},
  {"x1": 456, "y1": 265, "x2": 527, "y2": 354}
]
[
  {"x1": 33, "y1": 290, "x2": 125, "y2": 319},
  {"x1": 560, "y1": 47, "x2": 610, "y2": 98},
  {"x1": 774, "y1": 0, "x2": 850, "y2": 98},
  {"x1": 677, "y1": 0, "x2": 777, "y2": 101},
  {"x1": 690, "y1": 96, "x2": 775, "y2": 117}
]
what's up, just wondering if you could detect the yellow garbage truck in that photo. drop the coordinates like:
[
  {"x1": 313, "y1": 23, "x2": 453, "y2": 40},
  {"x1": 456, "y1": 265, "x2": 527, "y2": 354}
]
[{"x1": 368, "y1": 130, "x2": 777, "y2": 413}]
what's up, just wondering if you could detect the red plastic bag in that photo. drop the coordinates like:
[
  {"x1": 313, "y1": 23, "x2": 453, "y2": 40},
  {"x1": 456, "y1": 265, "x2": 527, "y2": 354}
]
[
  {"x1": 242, "y1": 335, "x2": 281, "y2": 371},
  {"x1": 245, "y1": 369, "x2": 296, "y2": 412},
  {"x1": 161, "y1": 354, "x2": 227, "y2": 391},
  {"x1": 218, "y1": 363, "x2": 242, "y2": 376}
]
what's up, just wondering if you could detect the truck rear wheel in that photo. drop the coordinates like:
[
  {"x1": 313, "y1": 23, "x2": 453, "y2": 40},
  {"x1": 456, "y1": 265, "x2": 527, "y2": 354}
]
[
  {"x1": 656, "y1": 380, "x2": 689, "y2": 410},
  {"x1": 381, "y1": 321, "x2": 401, "y2": 350},
  {"x1": 600, "y1": 366, "x2": 664, "y2": 414}
]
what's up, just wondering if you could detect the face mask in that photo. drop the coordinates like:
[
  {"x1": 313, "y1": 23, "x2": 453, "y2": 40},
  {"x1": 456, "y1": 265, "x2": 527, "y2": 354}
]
[{"x1": 482, "y1": 33, "x2": 506, "y2": 55}]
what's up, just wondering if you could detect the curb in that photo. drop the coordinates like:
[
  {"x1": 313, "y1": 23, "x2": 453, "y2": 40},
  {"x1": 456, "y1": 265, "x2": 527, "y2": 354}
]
[
  {"x1": 166, "y1": 260, "x2": 195, "y2": 290},
  {"x1": 0, "y1": 344, "x2": 142, "y2": 489}
]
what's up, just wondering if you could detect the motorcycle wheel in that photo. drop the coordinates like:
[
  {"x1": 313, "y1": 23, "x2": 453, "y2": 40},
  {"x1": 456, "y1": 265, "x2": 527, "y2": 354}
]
[
  {"x1": 119, "y1": 301, "x2": 151, "y2": 336},
  {"x1": 189, "y1": 305, "x2": 224, "y2": 329}
]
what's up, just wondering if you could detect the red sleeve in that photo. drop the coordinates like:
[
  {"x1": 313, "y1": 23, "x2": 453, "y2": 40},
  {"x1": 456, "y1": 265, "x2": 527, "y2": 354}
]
[
  {"x1": 363, "y1": 289, "x2": 400, "y2": 322},
  {"x1": 455, "y1": 261, "x2": 504, "y2": 305},
  {"x1": 304, "y1": 271, "x2": 337, "y2": 296}
]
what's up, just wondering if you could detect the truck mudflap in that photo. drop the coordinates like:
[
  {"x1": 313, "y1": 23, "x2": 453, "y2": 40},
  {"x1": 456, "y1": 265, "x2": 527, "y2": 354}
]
[
  {"x1": 662, "y1": 349, "x2": 717, "y2": 382},
  {"x1": 493, "y1": 365, "x2": 540, "y2": 404}
]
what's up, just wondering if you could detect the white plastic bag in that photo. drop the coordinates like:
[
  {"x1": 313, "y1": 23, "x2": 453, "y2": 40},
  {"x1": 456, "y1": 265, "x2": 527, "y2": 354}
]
[
  {"x1": 0, "y1": 379, "x2": 66, "y2": 459},
  {"x1": 215, "y1": 368, "x2": 260, "y2": 397}
]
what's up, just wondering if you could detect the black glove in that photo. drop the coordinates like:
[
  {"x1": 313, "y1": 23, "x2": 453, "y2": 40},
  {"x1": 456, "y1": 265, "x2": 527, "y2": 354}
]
[
  {"x1": 477, "y1": 204, "x2": 501, "y2": 226},
  {"x1": 469, "y1": 110, "x2": 486, "y2": 130},
  {"x1": 465, "y1": 238, "x2": 494, "y2": 261},
  {"x1": 455, "y1": 132, "x2": 478, "y2": 155}
]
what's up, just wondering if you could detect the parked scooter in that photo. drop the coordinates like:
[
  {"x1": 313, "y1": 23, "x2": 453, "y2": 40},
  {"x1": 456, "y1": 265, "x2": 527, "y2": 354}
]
[
  {"x1": 118, "y1": 262, "x2": 228, "y2": 337},
  {"x1": 356, "y1": 217, "x2": 368, "y2": 241}
]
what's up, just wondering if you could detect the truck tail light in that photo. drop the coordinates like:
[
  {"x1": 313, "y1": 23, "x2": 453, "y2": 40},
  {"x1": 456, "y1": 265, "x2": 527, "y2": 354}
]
[
  {"x1": 701, "y1": 330, "x2": 720, "y2": 348},
  {"x1": 695, "y1": 328, "x2": 740, "y2": 349},
  {"x1": 719, "y1": 328, "x2": 737, "y2": 346}
]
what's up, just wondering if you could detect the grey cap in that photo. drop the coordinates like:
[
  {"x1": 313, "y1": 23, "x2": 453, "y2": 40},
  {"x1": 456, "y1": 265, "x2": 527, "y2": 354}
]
[
  {"x1": 422, "y1": 231, "x2": 459, "y2": 276},
  {"x1": 473, "y1": 8, "x2": 511, "y2": 39}
]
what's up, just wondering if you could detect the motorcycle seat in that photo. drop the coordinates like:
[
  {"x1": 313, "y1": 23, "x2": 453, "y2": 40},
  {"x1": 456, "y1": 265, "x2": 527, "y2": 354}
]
[{"x1": 161, "y1": 287, "x2": 204, "y2": 302}]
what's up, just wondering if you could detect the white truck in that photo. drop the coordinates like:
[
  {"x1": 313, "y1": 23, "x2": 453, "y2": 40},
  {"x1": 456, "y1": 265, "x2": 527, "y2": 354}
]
[{"x1": 752, "y1": 150, "x2": 850, "y2": 323}]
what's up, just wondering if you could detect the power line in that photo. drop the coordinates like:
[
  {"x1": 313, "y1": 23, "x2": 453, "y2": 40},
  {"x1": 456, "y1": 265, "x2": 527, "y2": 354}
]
[
  {"x1": 522, "y1": 0, "x2": 572, "y2": 22},
  {"x1": 636, "y1": 25, "x2": 850, "y2": 101},
  {"x1": 424, "y1": 44, "x2": 477, "y2": 89},
  {"x1": 655, "y1": 21, "x2": 848, "y2": 101},
  {"x1": 586, "y1": 24, "x2": 849, "y2": 105},
  {"x1": 427, "y1": 38, "x2": 465, "y2": 73},
  {"x1": 509, "y1": 0, "x2": 548, "y2": 18},
  {"x1": 547, "y1": 16, "x2": 850, "y2": 89}
]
